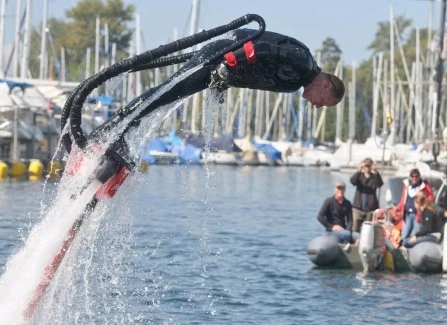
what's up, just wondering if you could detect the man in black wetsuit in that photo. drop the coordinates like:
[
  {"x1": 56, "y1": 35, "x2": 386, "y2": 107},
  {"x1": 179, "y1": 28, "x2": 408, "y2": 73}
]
[
  {"x1": 112, "y1": 29, "x2": 345, "y2": 131},
  {"x1": 206, "y1": 29, "x2": 345, "y2": 108}
]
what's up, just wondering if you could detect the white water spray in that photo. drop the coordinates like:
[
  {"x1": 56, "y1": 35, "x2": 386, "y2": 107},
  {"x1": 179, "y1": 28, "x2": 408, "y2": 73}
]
[{"x1": 0, "y1": 65, "x2": 206, "y2": 324}]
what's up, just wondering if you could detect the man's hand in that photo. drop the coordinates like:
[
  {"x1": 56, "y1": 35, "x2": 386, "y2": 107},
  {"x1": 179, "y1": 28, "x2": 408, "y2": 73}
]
[
  {"x1": 409, "y1": 236, "x2": 417, "y2": 244},
  {"x1": 332, "y1": 225, "x2": 344, "y2": 231}
]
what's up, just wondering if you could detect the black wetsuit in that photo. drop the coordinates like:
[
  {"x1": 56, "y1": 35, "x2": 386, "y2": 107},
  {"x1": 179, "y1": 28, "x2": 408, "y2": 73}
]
[
  {"x1": 92, "y1": 29, "x2": 321, "y2": 138},
  {"x1": 219, "y1": 29, "x2": 321, "y2": 92}
]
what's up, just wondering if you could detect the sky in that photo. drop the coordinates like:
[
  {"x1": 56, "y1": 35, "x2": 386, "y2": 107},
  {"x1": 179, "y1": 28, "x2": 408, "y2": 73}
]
[{"x1": 2, "y1": 0, "x2": 442, "y2": 66}]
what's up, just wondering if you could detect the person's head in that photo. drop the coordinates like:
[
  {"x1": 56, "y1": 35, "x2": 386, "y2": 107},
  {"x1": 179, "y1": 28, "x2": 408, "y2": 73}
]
[
  {"x1": 334, "y1": 181, "x2": 346, "y2": 200},
  {"x1": 409, "y1": 168, "x2": 421, "y2": 185},
  {"x1": 303, "y1": 72, "x2": 345, "y2": 108},
  {"x1": 414, "y1": 192, "x2": 435, "y2": 213},
  {"x1": 362, "y1": 157, "x2": 373, "y2": 171}
]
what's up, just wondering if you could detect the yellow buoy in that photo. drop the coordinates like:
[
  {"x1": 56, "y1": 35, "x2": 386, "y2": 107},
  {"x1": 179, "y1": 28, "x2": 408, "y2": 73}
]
[
  {"x1": 10, "y1": 161, "x2": 26, "y2": 178},
  {"x1": 47, "y1": 161, "x2": 61, "y2": 180},
  {"x1": 139, "y1": 161, "x2": 149, "y2": 173},
  {"x1": 0, "y1": 161, "x2": 8, "y2": 180},
  {"x1": 383, "y1": 251, "x2": 395, "y2": 272},
  {"x1": 28, "y1": 160, "x2": 44, "y2": 179}
]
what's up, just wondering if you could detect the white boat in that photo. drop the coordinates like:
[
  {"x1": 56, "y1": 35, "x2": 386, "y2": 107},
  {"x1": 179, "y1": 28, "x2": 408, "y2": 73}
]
[{"x1": 201, "y1": 151, "x2": 241, "y2": 165}]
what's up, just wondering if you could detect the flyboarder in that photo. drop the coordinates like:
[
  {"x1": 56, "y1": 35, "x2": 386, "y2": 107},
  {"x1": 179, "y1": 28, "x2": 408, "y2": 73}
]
[{"x1": 25, "y1": 14, "x2": 345, "y2": 319}]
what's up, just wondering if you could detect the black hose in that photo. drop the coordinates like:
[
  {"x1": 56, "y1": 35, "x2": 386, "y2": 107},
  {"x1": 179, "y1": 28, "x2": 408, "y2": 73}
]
[
  {"x1": 60, "y1": 77, "x2": 94, "y2": 152},
  {"x1": 129, "y1": 52, "x2": 197, "y2": 72},
  {"x1": 65, "y1": 13, "x2": 265, "y2": 151}
]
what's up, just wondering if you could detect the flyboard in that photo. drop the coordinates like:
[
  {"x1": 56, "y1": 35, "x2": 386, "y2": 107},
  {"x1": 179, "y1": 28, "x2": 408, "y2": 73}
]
[{"x1": 0, "y1": 14, "x2": 267, "y2": 323}]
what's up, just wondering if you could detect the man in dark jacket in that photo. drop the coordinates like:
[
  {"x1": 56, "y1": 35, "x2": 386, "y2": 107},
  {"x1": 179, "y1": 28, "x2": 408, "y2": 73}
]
[
  {"x1": 317, "y1": 181, "x2": 360, "y2": 244},
  {"x1": 350, "y1": 158, "x2": 384, "y2": 232}
]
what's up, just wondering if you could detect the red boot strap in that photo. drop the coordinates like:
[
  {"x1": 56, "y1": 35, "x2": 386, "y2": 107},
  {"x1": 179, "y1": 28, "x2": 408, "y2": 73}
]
[
  {"x1": 244, "y1": 41, "x2": 256, "y2": 64},
  {"x1": 224, "y1": 52, "x2": 237, "y2": 68}
]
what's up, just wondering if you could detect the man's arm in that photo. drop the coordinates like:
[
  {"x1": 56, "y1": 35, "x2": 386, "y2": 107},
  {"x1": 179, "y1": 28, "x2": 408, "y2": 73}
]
[
  {"x1": 345, "y1": 201, "x2": 353, "y2": 232},
  {"x1": 424, "y1": 181, "x2": 435, "y2": 202},
  {"x1": 373, "y1": 170, "x2": 384, "y2": 188},
  {"x1": 350, "y1": 171, "x2": 361, "y2": 186},
  {"x1": 317, "y1": 198, "x2": 332, "y2": 231}
]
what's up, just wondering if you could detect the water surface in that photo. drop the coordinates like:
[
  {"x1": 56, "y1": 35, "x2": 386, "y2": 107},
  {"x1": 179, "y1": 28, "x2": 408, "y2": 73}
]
[{"x1": 0, "y1": 166, "x2": 446, "y2": 324}]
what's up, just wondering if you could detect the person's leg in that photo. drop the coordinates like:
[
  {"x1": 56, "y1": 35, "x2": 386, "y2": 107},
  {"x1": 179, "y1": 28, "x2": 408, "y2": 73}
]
[
  {"x1": 366, "y1": 211, "x2": 374, "y2": 222},
  {"x1": 352, "y1": 208, "x2": 364, "y2": 233},
  {"x1": 410, "y1": 219, "x2": 420, "y2": 237},
  {"x1": 402, "y1": 233, "x2": 436, "y2": 248},
  {"x1": 351, "y1": 231, "x2": 360, "y2": 244},
  {"x1": 413, "y1": 234, "x2": 440, "y2": 246},
  {"x1": 385, "y1": 238, "x2": 396, "y2": 251},
  {"x1": 330, "y1": 229, "x2": 352, "y2": 244},
  {"x1": 401, "y1": 213, "x2": 416, "y2": 247}
]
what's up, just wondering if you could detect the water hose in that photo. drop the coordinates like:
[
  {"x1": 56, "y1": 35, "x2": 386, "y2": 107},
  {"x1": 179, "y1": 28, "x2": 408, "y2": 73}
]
[
  {"x1": 129, "y1": 52, "x2": 197, "y2": 72},
  {"x1": 62, "y1": 52, "x2": 199, "y2": 152},
  {"x1": 63, "y1": 13, "x2": 265, "y2": 152}
]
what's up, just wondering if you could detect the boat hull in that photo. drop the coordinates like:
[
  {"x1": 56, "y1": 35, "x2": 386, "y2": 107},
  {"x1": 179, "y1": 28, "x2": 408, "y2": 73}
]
[{"x1": 307, "y1": 235, "x2": 362, "y2": 270}]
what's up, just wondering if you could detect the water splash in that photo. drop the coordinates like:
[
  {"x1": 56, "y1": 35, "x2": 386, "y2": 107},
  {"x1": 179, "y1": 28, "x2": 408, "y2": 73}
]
[{"x1": 0, "y1": 63, "x2": 224, "y2": 324}]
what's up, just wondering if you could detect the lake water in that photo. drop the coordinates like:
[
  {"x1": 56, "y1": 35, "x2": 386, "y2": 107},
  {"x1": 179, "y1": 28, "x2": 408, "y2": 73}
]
[{"x1": 1, "y1": 165, "x2": 447, "y2": 324}]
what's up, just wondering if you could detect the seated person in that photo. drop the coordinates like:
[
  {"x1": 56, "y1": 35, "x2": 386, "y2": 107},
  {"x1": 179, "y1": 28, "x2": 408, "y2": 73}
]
[
  {"x1": 372, "y1": 207, "x2": 402, "y2": 251},
  {"x1": 396, "y1": 168, "x2": 434, "y2": 247},
  {"x1": 404, "y1": 193, "x2": 447, "y2": 248},
  {"x1": 317, "y1": 181, "x2": 360, "y2": 244}
]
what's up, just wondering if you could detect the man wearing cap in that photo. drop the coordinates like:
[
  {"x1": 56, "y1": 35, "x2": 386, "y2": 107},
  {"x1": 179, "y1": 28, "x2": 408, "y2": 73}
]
[
  {"x1": 350, "y1": 157, "x2": 383, "y2": 232},
  {"x1": 317, "y1": 181, "x2": 360, "y2": 244}
]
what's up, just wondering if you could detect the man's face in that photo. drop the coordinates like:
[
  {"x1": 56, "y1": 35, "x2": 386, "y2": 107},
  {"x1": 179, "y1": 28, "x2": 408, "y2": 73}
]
[
  {"x1": 303, "y1": 84, "x2": 338, "y2": 108},
  {"x1": 410, "y1": 173, "x2": 420, "y2": 185},
  {"x1": 334, "y1": 186, "x2": 345, "y2": 199}
]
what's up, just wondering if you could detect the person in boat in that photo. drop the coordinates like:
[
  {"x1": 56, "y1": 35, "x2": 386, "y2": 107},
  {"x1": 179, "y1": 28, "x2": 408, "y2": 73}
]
[
  {"x1": 404, "y1": 192, "x2": 447, "y2": 248},
  {"x1": 396, "y1": 168, "x2": 434, "y2": 247},
  {"x1": 119, "y1": 29, "x2": 345, "y2": 126},
  {"x1": 317, "y1": 181, "x2": 360, "y2": 244},
  {"x1": 350, "y1": 157, "x2": 384, "y2": 232}
]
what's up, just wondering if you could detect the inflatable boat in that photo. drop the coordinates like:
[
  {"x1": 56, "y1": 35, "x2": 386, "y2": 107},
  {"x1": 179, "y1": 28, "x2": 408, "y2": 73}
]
[{"x1": 308, "y1": 209, "x2": 447, "y2": 273}]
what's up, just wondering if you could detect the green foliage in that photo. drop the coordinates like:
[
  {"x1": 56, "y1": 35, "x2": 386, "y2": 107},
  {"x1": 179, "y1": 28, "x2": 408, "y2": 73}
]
[
  {"x1": 367, "y1": 15, "x2": 413, "y2": 55},
  {"x1": 42, "y1": 0, "x2": 135, "y2": 81},
  {"x1": 316, "y1": 37, "x2": 342, "y2": 73},
  {"x1": 314, "y1": 15, "x2": 435, "y2": 144}
]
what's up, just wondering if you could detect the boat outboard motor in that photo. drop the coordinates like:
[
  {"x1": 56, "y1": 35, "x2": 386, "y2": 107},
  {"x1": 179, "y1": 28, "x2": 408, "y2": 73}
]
[{"x1": 359, "y1": 221, "x2": 386, "y2": 272}]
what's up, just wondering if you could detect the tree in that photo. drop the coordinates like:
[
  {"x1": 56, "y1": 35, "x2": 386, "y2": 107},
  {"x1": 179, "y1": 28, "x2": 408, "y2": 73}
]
[
  {"x1": 316, "y1": 37, "x2": 342, "y2": 73},
  {"x1": 41, "y1": 0, "x2": 135, "y2": 81},
  {"x1": 367, "y1": 15, "x2": 412, "y2": 55},
  {"x1": 313, "y1": 37, "x2": 342, "y2": 142}
]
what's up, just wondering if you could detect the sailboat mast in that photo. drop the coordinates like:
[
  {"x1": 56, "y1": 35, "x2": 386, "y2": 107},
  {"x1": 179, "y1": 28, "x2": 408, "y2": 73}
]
[
  {"x1": 39, "y1": 0, "x2": 48, "y2": 79},
  {"x1": 189, "y1": 0, "x2": 201, "y2": 134},
  {"x1": 20, "y1": 0, "x2": 31, "y2": 78},
  {"x1": 435, "y1": 0, "x2": 447, "y2": 136},
  {"x1": 0, "y1": 0, "x2": 6, "y2": 77},
  {"x1": 13, "y1": 0, "x2": 22, "y2": 78}
]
